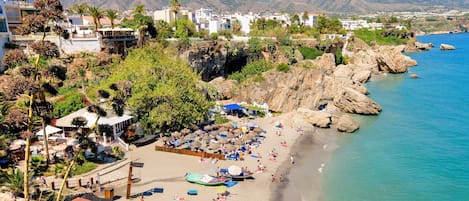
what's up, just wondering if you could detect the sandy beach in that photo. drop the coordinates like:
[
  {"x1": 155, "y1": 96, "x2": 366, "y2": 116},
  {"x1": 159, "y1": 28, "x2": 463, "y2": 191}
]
[{"x1": 92, "y1": 112, "x2": 338, "y2": 201}]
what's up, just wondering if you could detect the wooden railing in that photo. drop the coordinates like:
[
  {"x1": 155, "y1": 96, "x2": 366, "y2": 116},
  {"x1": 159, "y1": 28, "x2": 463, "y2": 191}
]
[{"x1": 155, "y1": 146, "x2": 226, "y2": 160}]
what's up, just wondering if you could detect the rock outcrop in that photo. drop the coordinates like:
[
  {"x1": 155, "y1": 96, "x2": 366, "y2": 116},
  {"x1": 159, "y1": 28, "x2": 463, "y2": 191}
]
[
  {"x1": 349, "y1": 45, "x2": 417, "y2": 73},
  {"x1": 440, "y1": 44, "x2": 456, "y2": 50},
  {"x1": 405, "y1": 41, "x2": 433, "y2": 52},
  {"x1": 333, "y1": 87, "x2": 382, "y2": 115},
  {"x1": 297, "y1": 108, "x2": 332, "y2": 128},
  {"x1": 337, "y1": 114, "x2": 359, "y2": 133},
  {"x1": 208, "y1": 77, "x2": 238, "y2": 100}
]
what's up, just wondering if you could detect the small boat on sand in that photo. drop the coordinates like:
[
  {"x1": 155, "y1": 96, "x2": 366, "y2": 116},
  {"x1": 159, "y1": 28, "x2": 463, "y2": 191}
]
[{"x1": 185, "y1": 173, "x2": 230, "y2": 186}]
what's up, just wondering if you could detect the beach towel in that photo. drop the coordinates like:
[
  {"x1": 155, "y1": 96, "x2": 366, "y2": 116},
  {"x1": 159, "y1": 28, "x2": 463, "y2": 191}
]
[
  {"x1": 225, "y1": 181, "x2": 238, "y2": 188},
  {"x1": 250, "y1": 154, "x2": 261, "y2": 158}
]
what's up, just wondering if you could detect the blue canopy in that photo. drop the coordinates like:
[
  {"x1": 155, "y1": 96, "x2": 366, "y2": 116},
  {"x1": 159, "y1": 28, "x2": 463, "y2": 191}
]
[{"x1": 224, "y1": 104, "x2": 243, "y2": 111}]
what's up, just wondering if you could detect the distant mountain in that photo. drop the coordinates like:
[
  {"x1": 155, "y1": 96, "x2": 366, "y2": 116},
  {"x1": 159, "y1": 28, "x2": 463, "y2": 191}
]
[{"x1": 60, "y1": 0, "x2": 469, "y2": 13}]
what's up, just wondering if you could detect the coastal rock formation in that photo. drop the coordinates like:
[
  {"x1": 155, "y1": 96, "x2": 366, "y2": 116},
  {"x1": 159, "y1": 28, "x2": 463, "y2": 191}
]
[
  {"x1": 181, "y1": 41, "x2": 250, "y2": 81},
  {"x1": 297, "y1": 108, "x2": 332, "y2": 128},
  {"x1": 337, "y1": 114, "x2": 359, "y2": 133},
  {"x1": 208, "y1": 77, "x2": 238, "y2": 100},
  {"x1": 349, "y1": 45, "x2": 417, "y2": 73},
  {"x1": 405, "y1": 41, "x2": 433, "y2": 52},
  {"x1": 410, "y1": 74, "x2": 419, "y2": 79},
  {"x1": 440, "y1": 44, "x2": 456, "y2": 50},
  {"x1": 333, "y1": 87, "x2": 382, "y2": 115}
]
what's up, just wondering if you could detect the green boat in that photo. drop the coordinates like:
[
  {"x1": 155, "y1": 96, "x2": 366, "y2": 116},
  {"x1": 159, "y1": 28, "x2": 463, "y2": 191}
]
[{"x1": 185, "y1": 173, "x2": 230, "y2": 186}]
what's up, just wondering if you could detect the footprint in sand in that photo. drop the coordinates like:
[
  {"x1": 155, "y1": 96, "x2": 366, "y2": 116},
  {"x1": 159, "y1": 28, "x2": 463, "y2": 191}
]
[
  {"x1": 323, "y1": 144, "x2": 328, "y2": 150},
  {"x1": 318, "y1": 163, "x2": 325, "y2": 173}
]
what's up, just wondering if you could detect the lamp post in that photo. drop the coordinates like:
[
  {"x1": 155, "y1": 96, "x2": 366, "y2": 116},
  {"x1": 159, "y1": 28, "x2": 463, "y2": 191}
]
[{"x1": 126, "y1": 162, "x2": 144, "y2": 199}]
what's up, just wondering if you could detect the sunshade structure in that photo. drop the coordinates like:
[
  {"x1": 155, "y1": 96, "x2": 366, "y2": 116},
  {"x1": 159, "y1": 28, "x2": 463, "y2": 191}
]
[
  {"x1": 223, "y1": 104, "x2": 243, "y2": 111},
  {"x1": 35, "y1": 125, "x2": 62, "y2": 136}
]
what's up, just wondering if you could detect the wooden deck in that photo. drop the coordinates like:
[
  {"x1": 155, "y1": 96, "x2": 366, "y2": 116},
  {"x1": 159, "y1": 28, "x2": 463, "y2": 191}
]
[{"x1": 155, "y1": 146, "x2": 226, "y2": 160}]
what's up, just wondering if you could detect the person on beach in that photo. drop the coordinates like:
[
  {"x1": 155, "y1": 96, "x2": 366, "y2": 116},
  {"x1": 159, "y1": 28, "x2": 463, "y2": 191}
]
[
  {"x1": 271, "y1": 174, "x2": 276, "y2": 182},
  {"x1": 290, "y1": 154, "x2": 295, "y2": 164},
  {"x1": 140, "y1": 195, "x2": 145, "y2": 201},
  {"x1": 279, "y1": 174, "x2": 283, "y2": 182}
]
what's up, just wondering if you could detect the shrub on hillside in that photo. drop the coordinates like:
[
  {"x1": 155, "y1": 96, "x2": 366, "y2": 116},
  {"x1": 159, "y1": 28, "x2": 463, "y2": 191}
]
[
  {"x1": 299, "y1": 47, "x2": 323, "y2": 60},
  {"x1": 277, "y1": 63, "x2": 291, "y2": 72},
  {"x1": 228, "y1": 60, "x2": 274, "y2": 83},
  {"x1": 2, "y1": 49, "x2": 27, "y2": 68},
  {"x1": 52, "y1": 92, "x2": 85, "y2": 118}
]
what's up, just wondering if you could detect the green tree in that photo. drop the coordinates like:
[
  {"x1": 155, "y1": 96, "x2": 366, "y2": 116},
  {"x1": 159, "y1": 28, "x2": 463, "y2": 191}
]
[
  {"x1": 92, "y1": 45, "x2": 210, "y2": 131},
  {"x1": 155, "y1": 20, "x2": 171, "y2": 41},
  {"x1": 232, "y1": 19, "x2": 242, "y2": 34},
  {"x1": 132, "y1": 4, "x2": 145, "y2": 15},
  {"x1": 105, "y1": 9, "x2": 119, "y2": 29},
  {"x1": 291, "y1": 14, "x2": 300, "y2": 25},
  {"x1": 88, "y1": 6, "x2": 103, "y2": 32},
  {"x1": 0, "y1": 168, "x2": 28, "y2": 197},
  {"x1": 302, "y1": 11, "x2": 309, "y2": 25},
  {"x1": 70, "y1": 3, "x2": 88, "y2": 25},
  {"x1": 16, "y1": 0, "x2": 64, "y2": 198},
  {"x1": 173, "y1": 18, "x2": 195, "y2": 40},
  {"x1": 170, "y1": 0, "x2": 181, "y2": 25}
]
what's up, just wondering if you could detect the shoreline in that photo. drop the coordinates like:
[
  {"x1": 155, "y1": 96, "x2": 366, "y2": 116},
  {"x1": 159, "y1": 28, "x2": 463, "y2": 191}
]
[{"x1": 270, "y1": 128, "x2": 340, "y2": 201}]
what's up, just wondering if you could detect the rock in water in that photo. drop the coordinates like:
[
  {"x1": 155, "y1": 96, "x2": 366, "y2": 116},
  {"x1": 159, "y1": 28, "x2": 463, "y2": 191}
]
[
  {"x1": 337, "y1": 114, "x2": 359, "y2": 133},
  {"x1": 297, "y1": 108, "x2": 332, "y2": 128},
  {"x1": 333, "y1": 87, "x2": 382, "y2": 115},
  {"x1": 440, "y1": 44, "x2": 456, "y2": 50},
  {"x1": 410, "y1": 74, "x2": 419, "y2": 79}
]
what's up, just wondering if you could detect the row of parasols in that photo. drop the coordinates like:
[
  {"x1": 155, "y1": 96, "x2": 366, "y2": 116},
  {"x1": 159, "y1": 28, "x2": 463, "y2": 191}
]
[{"x1": 158, "y1": 122, "x2": 266, "y2": 153}]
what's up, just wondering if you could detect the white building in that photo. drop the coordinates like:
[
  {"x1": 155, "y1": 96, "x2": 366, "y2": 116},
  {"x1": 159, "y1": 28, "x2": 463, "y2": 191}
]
[
  {"x1": 340, "y1": 19, "x2": 370, "y2": 30},
  {"x1": 233, "y1": 13, "x2": 254, "y2": 34},
  {"x1": 195, "y1": 8, "x2": 213, "y2": 24},
  {"x1": 303, "y1": 14, "x2": 319, "y2": 27},
  {"x1": 153, "y1": 8, "x2": 172, "y2": 24},
  {"x1": 208, "y1": 20, "x2": 219, "y2": 34}
]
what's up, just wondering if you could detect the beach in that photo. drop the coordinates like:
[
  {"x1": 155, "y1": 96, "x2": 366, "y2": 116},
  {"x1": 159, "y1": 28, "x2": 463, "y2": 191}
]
[{"x1": 93, "y1": 112, "x2": 337, "y2": 201}]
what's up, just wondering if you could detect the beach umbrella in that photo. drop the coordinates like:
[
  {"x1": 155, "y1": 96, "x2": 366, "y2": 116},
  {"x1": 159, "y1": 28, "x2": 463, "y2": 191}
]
[
  {"x1": 12, "y1": 139, "x2": 26, "y2": 146},
  {"x1": 232, "y1": 129, "x2": 242, "y2": 135},
  {"x1": 203, "y1": 125, "x2": 213, "y2": 131},
  {"x1": 209, "y1": 131, "x2": 219, "y2": 136},
  {"x1": 195, "y1": 129, "x2": 205, "y2": 135},
  {"x1": 226, "y1": 144, "x2": 236, "y2": 151},
  {"x1": 216, "y1": 186, "x2": 227, "y2": 193},
  {"x1": 209, "y1": 143, "x2": 220, "y2": 150},
  {"x1": 172, "y1": 132, "x2": 182, "y2": 138},
  {"x1": 181, "y1": 128, "x2": 191, "y2": 134},
  {"x1": 227, "y1": 132, "x2": 235, "y2": 139},
  {"x1": 234, "y1": 139, "x2": 244, "y2": 146},
  {"x1": 218, "y1": 138, "x2": 228, "y2": 144},
  {"x1": 218, "y1": 126, "x2": 228, "y2": 132},
  {"x1": 211, "y1": 124, "x2": 220, "y2": 130},
  {"x1": 184, "y1": 135, "x2": 193, "y2": 142},
  {"x1": 228, "y1": 165, "x2": 242, "y2": 175},
  {"x1": 253, "y1": 127, "x2": 263, "y2": 133},
  {"x1": 191, "y1": 141, "x2": 202, "y2": 148},
  {"x1": 53, "y1": 144, "x2": 67, "y2": 151},
  {"x1": 203, "y1": 136, "x2": 212, "y2": 142}
]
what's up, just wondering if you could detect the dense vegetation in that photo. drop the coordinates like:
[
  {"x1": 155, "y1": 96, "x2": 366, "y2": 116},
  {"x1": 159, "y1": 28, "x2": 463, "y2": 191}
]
[
  {"x1": 228, "y1": 60, "x2": 274, "y2": 84},
  {"x1": 90, "y1": 45, "x2": 211, "y2": 132},
  {"x1": 353, "y1": 29, "x2": 408, "y2": 45},
  {"x1": 299, "y1": 46, "x2": 324, "y2": 60}
]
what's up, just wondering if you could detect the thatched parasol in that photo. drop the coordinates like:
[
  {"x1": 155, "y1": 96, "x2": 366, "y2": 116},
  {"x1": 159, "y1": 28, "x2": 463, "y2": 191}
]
[
  {"x1": 181, "y1": 128, "x2": 191, "y2": 134},
  {"x1": 195, "y1": 129, "x2": 205, "y2": 135},
  {"x1": 232, "y1": 129, "x2": 242, "y2": 135},
  {"x1": 172, "y1": 131, "x2": 182, "y2": 138},
  {"x1": 218, "y1": 126, "x2": 228, "y2": 132},
  {"x1": 203, "y1": 136, "x2": 212, "y2": 142},
  {"x1": 225, "y1": 144, "x2": 236, "y2": 151},
  {"x1": 209, "y1": 142, "x2": 220, "y2": 150},
  {"x1": 203, "y1": 125, "x2": 213, "y2": 131},
  {"x1": 227, "y1": 132, "x2": 235, "y2": 139},
  {"x1": 209, "y1": 131, "x2": 219, "y2": 136},
  {"x1": 211, "y1": 124, "x2": 220, "y2": 130},
  {"x1": 191, "y1": 141, "x2": 202, "y2": 148},
  {"x1": 184, "y1": 135, "x2": 193, "y2": 142},
  {"x1": 218, "y1": 138, "x2": 228, "y2": 144},
  {"x1": 234, "y1": 139, "x2": 244, "y2": 146},
  {"x1": 253, "y1": 127, "x2": 263, "y2": 133}
]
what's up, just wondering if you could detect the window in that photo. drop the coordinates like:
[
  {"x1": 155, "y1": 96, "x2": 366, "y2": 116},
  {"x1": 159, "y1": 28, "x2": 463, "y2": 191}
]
[{"x1": 0, "y1": 19, "x2": 7, "y2": 32}]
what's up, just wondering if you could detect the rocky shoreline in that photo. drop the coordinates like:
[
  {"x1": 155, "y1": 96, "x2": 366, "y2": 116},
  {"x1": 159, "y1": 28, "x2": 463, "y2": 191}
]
[{"x1": 203, "y1": 38, "x2": 424, "y2": 133}]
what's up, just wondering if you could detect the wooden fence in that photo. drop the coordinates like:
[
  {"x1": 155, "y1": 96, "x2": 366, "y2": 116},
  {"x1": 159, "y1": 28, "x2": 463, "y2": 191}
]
[{"x1": 155, "y1": 146, "x2": 226, "y2": 160}]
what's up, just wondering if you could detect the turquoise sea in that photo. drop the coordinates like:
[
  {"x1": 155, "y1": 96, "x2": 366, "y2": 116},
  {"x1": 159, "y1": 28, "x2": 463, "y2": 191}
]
[{"x1": 323, "y1": 33, "x2": 469, "y2": 201}]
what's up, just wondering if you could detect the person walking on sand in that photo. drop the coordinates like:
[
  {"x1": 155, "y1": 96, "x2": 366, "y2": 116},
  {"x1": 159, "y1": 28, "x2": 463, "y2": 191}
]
[
  {"x1": 140, "y1": 195, "x2": 145, "y2": 201},
  {"x1": 271, "y1": 174, "x2": 276, "y2": 182},
  {"x1": 290, "y1": 154, "x2": 295, "y2": 164},
  {"x1": 279, "y1": 174, "x2": 283, "y2": 182}
]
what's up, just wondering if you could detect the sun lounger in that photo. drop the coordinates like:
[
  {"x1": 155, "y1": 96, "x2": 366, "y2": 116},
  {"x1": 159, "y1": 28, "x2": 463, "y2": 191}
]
[
  {"x1": 152, "y1": 187, "x2": 164, "y2": 193},
  {"x1": 187, "y1": 189, "x2": 198, "y2": 195}
]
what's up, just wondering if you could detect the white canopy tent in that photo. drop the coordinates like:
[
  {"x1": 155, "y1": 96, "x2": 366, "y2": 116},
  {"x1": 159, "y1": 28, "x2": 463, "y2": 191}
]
[{"x1": 35, "y1": 125, "x2": 63, "y2": 136}]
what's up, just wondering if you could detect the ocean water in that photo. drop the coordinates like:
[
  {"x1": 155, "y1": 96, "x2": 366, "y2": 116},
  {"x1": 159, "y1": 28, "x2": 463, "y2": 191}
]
[{"x1": 323, "y1": 33, "x2": 469, "y2": 201}]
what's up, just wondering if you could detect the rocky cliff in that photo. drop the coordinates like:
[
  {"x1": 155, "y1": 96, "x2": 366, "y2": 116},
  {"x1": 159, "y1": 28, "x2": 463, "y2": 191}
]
[
  {"x1": 180, "y1": 41, "x2": 252, "y2": 81},
  {"x1": 208, "y1": 38, "x2": 417, "y2": 133}
]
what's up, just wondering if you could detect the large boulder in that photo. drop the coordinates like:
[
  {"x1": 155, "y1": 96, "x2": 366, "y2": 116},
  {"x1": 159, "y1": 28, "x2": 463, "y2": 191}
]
[
  {"x1": 209, "y1": 77, "x2": 238, "y2": 100},
  {"x1": 337, "y1": 114, "x2": 359, "y2": 133},
  {"x1": 334, "y1": 87, "x2": 382, "y2": 115},
  {"x1": 405, "y1": 41, "x2": 433, "y2": 52},
  {"x1": 376, "y1": 45, "x2": 417, "y2": 73},
  {"x1": 440, "y1": 44, "x2": 456, "y2": 50},
  {"x1": 297, "y1": 108, "x2": 332, "y2": 128}
]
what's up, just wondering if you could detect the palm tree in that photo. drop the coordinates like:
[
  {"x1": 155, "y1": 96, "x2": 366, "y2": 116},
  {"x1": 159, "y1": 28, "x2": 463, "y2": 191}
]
[
  {"x1": 0, "y1": 168, "x2": 28, "y2": 197},
  {"x1": 56, "y1": 106, "x2": 104, "y2": 201},
  {"x1": 302, "y1": 11, "x2": 309, "y2": 26},
  {"x1": 88, "y1": 6, "x2": 103, "y2": 33},
  {"x1": 232, "y1": 19, "x2": 242, "y2": 34},
  {"x1": 132, "y1": 4, "x2": 145, "y2": 15},
  {"x1": 105, "y1": 9, "x2": 119, "y2": 29},
  {"x1": 70, "y1": 3, "x2": 88, "y2": 25},
  {"x1": 170, "y1": 0, "x2": 181, "y2": 25}
]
